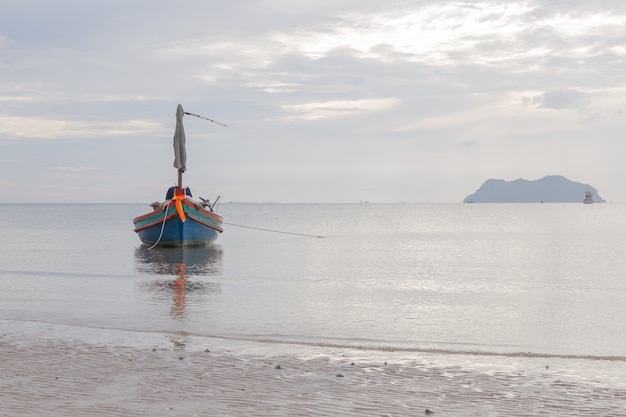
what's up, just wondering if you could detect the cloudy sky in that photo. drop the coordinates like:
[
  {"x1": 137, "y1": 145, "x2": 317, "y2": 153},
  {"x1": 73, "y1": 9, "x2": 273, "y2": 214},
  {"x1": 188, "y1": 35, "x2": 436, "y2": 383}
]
[{"x1": 2, "y1": 0, "x2": 625, "y2": 203}]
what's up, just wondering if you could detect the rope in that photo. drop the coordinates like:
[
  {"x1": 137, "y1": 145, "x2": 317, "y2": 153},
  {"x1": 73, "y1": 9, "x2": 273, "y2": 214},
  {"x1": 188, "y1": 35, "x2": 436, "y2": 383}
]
[
  {"x1": 147, "y1": 204, "x2": 170, "y2": 250},
  {"x1": 147, "y1": 205, "x2": 325, "y2": 248},
  {"x1": 223, "y1": 222, "x2": 325, "y2": 238}
]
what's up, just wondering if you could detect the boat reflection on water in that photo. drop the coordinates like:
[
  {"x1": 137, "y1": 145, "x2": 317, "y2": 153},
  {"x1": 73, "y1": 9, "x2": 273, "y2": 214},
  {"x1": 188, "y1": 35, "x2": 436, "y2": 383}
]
[{"x1": 134, "y1": 245, "x2": 223, "y2": 319}]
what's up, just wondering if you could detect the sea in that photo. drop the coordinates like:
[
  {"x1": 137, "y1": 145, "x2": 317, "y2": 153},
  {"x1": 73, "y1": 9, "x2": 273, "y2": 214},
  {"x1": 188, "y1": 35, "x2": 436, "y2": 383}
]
[{"x1": 1, "y1": 202, "x2": 626, "y2": 415}]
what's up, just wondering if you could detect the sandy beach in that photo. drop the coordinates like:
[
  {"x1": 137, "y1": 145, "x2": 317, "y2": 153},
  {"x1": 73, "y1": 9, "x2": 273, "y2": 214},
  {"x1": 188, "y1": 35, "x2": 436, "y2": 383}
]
[{"x1": 2, "y1": 332, "x2": 625, "y2": 417}]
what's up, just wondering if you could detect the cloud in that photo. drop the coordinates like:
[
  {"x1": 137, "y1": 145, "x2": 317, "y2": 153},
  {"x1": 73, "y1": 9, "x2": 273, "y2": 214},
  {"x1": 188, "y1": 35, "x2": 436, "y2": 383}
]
[
  {"x1": 48, "y1": 166, "x2": 106, "y2": 172},
  {"x1": 531, "y1": 89, "x2": 590, "y2": 110},
  {"x1": 2, "y1": 1, "x2": 626, "y2": 203},
  {"x1": 282, "y1": 98, "x2": 400, "y2": 120},
  {"x1": 0, "y1": 116, "x2": 163, "y2": 140}
]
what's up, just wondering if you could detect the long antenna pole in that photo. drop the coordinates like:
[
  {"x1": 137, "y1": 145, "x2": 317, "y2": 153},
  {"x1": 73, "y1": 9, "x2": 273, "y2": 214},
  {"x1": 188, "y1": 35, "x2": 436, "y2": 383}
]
[{"x1": 184, "y1": 111, "x2": 227, "y2": 127}]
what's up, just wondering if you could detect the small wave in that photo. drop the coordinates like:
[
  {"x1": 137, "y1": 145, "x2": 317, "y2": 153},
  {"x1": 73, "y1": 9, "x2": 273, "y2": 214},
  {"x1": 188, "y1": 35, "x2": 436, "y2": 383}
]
[
  {"x1": 209, "y1": 334, "x2": 626, "y2": 362},
  {"x1": 0, "y1": 270, "x2": 133, "y2": 279},
  {"x1": 5, "y1": 319, "x2": 625, "y2": 363}
]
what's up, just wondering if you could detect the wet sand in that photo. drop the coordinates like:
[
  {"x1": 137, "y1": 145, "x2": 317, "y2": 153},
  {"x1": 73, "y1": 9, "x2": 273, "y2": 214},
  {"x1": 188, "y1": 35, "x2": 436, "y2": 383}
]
[{"x1": 2, "y1": 334, "x2": 625, "y2": 417}]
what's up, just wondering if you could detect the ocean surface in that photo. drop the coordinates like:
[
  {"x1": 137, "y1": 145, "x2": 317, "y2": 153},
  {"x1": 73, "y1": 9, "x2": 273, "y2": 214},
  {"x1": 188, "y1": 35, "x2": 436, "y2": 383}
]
[{"x1": 2, "y1": 202, "x2": 626, "y2": 414}]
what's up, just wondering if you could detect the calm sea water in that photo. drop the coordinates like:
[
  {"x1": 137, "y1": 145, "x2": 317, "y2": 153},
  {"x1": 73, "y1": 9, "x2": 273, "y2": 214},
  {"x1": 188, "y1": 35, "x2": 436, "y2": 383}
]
[{"x1": 2, "y1": 203, "x2": 626, "y2": 411}]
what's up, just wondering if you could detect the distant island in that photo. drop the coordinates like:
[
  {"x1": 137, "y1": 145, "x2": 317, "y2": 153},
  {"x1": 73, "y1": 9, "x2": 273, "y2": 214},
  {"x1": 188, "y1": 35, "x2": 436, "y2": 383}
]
[{"x1": 463, "y1": 175, "x2": 605, "y2": 203}]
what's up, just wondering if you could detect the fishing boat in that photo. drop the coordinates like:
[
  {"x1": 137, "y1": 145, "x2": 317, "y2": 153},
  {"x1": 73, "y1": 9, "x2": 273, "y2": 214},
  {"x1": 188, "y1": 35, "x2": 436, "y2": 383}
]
[
  {"x1": 133, "y1": 104, "x2": 225, "y2": 248},
  {"x1": 583, "y1": 190, "x2": 594, "y2": 204}
]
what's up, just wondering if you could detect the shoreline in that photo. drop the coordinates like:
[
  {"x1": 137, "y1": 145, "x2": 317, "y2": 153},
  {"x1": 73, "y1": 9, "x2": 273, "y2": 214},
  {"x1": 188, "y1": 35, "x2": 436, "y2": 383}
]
[{"x1": 2, "y1": 331, "x2": 626, "y2": 416}]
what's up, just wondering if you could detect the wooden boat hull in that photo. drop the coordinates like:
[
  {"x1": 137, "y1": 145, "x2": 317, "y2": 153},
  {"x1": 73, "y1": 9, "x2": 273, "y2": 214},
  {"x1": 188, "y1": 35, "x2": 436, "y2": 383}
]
[{"x1": 133, "y1": 199, "x2": 223, "y2": 248}]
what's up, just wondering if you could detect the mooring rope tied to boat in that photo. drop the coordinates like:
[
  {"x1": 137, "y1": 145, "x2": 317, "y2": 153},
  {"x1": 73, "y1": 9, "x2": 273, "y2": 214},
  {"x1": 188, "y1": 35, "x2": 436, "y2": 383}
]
[
  {"x1": 147, "y1": 207, "x2": 170, "y2": 250},
  {"x1": 223, "y1": 222, "x2": 325, "y2": 238}
]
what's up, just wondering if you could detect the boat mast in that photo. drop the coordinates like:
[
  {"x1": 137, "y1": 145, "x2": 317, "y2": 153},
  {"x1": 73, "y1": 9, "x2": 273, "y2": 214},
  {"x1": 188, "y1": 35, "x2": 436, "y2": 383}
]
[
  {"x1": 173, "y1": 104, "x2": 187, "y2": 191},
  {"x1": 173, "y1": 104, "x2": 227, "y2": 191}
]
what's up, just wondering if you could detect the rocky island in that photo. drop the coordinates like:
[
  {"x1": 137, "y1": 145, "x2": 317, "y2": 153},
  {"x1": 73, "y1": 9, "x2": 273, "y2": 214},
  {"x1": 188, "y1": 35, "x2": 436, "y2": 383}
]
[{"x1": 463, "y1": 175, "x2": 605, "y2": 203}]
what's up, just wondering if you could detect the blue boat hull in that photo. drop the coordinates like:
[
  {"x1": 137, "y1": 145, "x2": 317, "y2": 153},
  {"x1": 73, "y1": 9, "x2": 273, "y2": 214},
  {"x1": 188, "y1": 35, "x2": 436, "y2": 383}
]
[{"x1": 133, "y1": 199, "x2": 223, "y2": 248}]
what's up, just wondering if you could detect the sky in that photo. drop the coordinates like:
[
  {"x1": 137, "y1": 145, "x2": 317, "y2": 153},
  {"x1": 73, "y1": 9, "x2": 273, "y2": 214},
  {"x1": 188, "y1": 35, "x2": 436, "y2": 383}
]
[{"x1": 2, "y1": 0, "x2": 626, "y2": 203}]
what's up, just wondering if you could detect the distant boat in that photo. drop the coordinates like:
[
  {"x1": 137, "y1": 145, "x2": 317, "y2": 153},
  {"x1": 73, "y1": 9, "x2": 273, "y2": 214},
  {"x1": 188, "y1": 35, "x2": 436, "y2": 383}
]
[
  {"x1": 583, "y1": 190, "x2": 594, "y2": 204},
  {"x1": 133, "y1": 104, "x2": 225, "y2": 248}
]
